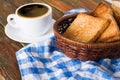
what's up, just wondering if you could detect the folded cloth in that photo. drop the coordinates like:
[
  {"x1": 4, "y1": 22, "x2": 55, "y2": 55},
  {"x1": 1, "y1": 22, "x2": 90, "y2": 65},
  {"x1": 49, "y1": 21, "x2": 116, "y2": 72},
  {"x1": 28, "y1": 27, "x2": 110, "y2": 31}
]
[
  {"x1": 64, "y1": 8, "x2": 90, "y2": 16},
  {"x1": 16, "y1": 8, "x2": 120, "y2": 80}
]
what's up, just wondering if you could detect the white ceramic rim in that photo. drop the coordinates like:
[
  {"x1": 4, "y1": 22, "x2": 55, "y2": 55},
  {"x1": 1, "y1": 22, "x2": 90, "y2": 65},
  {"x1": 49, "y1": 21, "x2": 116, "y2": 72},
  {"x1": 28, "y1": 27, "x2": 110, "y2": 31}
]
[{"x1": 15, "y1": 3, "x2": 52, "y2": 19}]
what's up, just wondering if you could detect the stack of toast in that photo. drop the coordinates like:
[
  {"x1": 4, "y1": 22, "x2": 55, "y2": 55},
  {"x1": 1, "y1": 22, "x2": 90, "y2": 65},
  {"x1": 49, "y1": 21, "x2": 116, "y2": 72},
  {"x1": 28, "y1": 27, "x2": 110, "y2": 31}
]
[{"x1": 63, "y1": 1, "x2": 120, "y2": 43}]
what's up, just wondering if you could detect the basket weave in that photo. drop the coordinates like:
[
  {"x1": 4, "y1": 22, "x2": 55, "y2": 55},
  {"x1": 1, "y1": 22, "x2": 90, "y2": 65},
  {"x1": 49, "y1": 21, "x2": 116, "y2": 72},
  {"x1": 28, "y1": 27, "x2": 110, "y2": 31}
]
[{"x1": 53, "y1": 14, "x2": 120, "y2": 61}]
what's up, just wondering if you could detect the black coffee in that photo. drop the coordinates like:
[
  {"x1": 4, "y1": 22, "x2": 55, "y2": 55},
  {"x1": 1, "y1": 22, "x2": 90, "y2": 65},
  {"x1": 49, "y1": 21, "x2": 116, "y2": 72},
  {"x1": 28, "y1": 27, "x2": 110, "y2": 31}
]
[{"x1": 18, "y1": 4, "x2": 48, "y2": 17}]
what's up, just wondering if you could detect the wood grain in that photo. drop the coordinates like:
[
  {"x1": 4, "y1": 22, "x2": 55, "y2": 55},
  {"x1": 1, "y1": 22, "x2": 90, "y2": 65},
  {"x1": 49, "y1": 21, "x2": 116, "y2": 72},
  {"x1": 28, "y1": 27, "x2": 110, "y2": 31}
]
[
  {"x1": 0, "y1": 24, "x2": 22, "y2": 80},
  {"x1": 44, "y1": 0, "x2": 73, "y2": 13}
]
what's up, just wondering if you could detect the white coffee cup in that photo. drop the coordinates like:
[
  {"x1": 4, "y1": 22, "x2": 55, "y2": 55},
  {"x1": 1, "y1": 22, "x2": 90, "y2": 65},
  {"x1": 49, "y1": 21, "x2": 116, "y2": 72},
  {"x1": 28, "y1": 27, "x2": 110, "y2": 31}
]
[{"x1": 7, "y1": 3, "x2": 52, "y2": 37}]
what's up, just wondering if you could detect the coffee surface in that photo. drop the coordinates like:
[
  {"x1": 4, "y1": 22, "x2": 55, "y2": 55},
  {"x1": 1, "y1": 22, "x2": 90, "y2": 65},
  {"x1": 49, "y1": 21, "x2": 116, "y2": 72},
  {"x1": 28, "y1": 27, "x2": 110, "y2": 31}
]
[{"x1": 18, "y1": 4, "x2": 48, "y2": 17}]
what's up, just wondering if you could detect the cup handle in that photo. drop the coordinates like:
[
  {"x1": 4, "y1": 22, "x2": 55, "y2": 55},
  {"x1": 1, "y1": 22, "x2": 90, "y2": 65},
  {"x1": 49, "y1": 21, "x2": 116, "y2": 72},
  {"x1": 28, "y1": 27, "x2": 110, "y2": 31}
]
[{"x1": 7, "y1": 14, "x2": 16, "y2": 27}]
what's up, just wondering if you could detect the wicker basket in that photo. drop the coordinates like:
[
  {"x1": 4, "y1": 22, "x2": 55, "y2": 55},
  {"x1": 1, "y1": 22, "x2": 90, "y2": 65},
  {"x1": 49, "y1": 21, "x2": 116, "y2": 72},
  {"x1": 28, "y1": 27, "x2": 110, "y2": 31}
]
[{"x1": 53, "y1": 14, "x2": 120, "y2": 61}]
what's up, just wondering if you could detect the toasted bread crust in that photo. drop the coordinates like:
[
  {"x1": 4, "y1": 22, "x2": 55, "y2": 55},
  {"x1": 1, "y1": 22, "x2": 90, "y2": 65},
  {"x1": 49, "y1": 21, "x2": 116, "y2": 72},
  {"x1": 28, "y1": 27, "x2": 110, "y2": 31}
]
[
  {"x1": 112, "y1": 4, "x2": 120, "y2": 27},
  {"x1": 93, "y1": 1, "x2": 120, "y2": 42},
  {"x1": 63, "y1": 1, "x2": 120, "y2": 43},
  {"x1": 63, "y1": 13, "x2": 110, "y2": 43}
]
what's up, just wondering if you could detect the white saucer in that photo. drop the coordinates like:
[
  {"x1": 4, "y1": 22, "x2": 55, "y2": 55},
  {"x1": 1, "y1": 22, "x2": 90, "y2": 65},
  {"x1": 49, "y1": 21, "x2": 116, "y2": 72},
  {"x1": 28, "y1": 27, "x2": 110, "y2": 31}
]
[{"x1": 5, "y1": 19, "x2": 55, "y2": 43}]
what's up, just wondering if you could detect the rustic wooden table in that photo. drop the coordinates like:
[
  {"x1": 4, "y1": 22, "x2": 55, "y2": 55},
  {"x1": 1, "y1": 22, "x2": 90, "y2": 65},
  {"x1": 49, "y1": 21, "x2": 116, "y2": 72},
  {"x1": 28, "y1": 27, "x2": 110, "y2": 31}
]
[{"x1": 0, "y1": 0, "x2": 103, "y2": 80}]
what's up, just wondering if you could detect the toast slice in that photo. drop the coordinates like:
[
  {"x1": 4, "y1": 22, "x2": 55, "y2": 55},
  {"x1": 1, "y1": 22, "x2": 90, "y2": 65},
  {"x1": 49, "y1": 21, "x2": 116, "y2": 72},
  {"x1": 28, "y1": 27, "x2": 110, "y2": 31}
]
[
  {"x1": 111, "y1": 1, "x2": 120, "y2": 27},
  {"x1": 92, "y1": 1, "x2": 120, "y2": 42},
  {"x1": 63, "y1": 13, "x2": 110, "y2": 43}
]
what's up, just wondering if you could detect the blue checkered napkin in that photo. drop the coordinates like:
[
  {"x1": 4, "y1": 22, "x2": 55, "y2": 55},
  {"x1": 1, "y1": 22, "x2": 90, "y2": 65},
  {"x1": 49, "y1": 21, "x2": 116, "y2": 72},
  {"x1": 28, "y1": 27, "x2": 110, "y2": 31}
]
[
  {"x1": 16, "y1": 8, "x2": 120, "y2": 80},
  {"x1": 16, "y1": 37, "x2": 120, "y2": 80}
]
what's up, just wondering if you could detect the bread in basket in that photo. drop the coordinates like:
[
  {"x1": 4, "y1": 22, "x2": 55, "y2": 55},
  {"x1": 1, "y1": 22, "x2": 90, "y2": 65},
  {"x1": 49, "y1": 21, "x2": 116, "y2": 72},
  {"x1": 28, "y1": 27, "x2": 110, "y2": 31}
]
[{"x1": 53, "y1": 1, "x2": 120, "y2": 61}]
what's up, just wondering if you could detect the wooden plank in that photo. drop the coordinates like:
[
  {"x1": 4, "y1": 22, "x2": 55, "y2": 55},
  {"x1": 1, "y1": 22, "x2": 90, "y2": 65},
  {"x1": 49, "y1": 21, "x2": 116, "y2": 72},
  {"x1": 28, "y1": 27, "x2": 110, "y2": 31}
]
[
  {"x1": 78, "y1": 0, "x2": 99, "y2": 10},
  {"x1": 0, "y1": 0, "x2": 30, "y2": 79},
  {"x1": 0, "y1": 56, "x2": 20, "y2": 80},
  {"x1": 0, "y1": 0, "x2": 16, "y2": 26},
  {"x1": 62, "y1": 0, "x2": 103, "y2": 10},
  {"x1": 0, "y1": 24, "x2": 22, "y2": 80},
  {"x1": 44, "y1": 0, "x2": 73, "y2": 13}
]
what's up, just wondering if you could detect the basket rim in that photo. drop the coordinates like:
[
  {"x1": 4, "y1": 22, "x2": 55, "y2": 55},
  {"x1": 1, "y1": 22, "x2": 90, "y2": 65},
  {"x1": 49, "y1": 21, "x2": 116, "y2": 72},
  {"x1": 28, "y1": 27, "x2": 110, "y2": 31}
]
[{"x1": 53, "y1": 13, "x2": 120, "y2": 48}]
